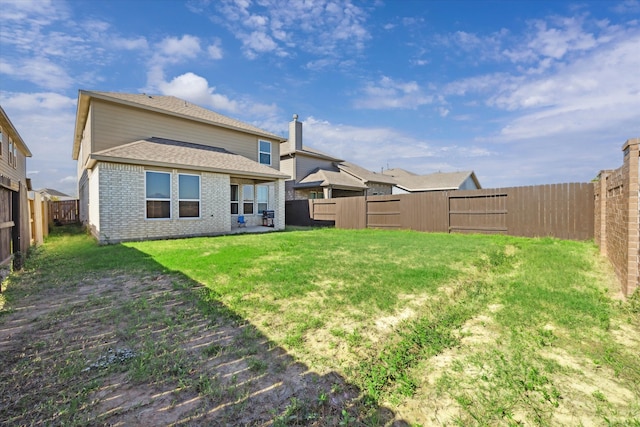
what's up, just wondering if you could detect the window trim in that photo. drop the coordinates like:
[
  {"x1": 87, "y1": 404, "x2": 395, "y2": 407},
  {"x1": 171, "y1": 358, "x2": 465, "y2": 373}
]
[
  {"x1": 230, "y1": 184, "x2": 239, "y2": 215},
  {"x1": 242, "y1": 184, "x2": 254, "y2": 215},
  {"x1": 0, "y1": 126, "x2": 3, "y2": 157},
  {"x1": 178, "y1": 173, "x2": 201, "y2": 219},
  {"x1": 256, "y1": 184, "x2": 268, "y2": 214},
  {"x1": 145, "y1": 170, "x2": 172, "y2": 220},
  {"x1": 258, "y1": 140, "x2": 272, "y2": 166},
  {"x1": 8, "y1": 138, "x2": 13, "y2": 167}
]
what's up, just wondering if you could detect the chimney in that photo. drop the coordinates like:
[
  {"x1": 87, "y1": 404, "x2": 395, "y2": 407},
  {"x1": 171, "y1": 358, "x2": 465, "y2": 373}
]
[{"x1": 288, "y1": 114, "x2": 302, "y2": 152}]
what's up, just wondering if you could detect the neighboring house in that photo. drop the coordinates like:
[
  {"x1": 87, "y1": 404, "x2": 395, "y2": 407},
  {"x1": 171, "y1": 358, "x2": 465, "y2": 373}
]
[
  {"x1": 382, "y1": 168, "x2": 481, "y2": 194},
  {"x1": 72, "y1": 91, "x2": 289, "y2": 243},
  {"x1": 280, "y1": 115, "x2": 394, "y2": 199},
  {"x1": 0, "y1": 105, "x2": 33, "y2": 267},
  {"x1": 37, "y1": 188, "x2": 76, "y2": 201}
]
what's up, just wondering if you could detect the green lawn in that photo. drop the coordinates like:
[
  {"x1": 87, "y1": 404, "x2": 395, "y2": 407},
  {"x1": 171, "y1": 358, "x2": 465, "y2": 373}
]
[
  {"x1": 2, "y1": 226, "x2": 638, "y2": 426},
  {"x1": 125, "y1": 227, "x2": 640, "y2": 426}
]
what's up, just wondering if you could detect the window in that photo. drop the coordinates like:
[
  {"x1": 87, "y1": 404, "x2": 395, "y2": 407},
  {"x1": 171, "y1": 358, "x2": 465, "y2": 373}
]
[
  {"x1": 242, "y1": 184, "x2": 254, "y2": 215},
  {"x1": 8, "y1": 139, "x2": 13, "y2": 166},
  {"x1": 146, "y1": 171, "x2": 171, "y2": 219},
  {"x1": 259, "y1": 140, "x2": 271, "y2": 165},
  {"x1": 12, "y1": 143, "x2": 17, "y2": 168},
  {"x1": 179, "y1": 174, "x2": 200, "y2": 218},
  {"x1": 257, "y1": 185, "x2": 268, "y2": 214},
  {"x1": 230, "y1": 184, "x2": 239, "y2": 214},
  {"x1": 0, "y1": 126, "x2": 3, "y2": 157},
  {"x1": 310, "y1": 191, "x2": 324, "y2": 199}
]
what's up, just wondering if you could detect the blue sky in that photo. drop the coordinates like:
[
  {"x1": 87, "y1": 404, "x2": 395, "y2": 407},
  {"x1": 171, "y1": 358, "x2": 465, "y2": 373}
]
[{"x1": 1, "y1": 0, "x2": 639, "y2": 196}]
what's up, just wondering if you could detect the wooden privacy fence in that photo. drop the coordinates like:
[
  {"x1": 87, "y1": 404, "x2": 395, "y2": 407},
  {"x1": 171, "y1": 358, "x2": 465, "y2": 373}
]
[
  {"x1": 295, "y1": 183, "x2": 594, "y2": 241},
  {"x1": 49, "y1": 200, "x2": 79, "y2": 225}
]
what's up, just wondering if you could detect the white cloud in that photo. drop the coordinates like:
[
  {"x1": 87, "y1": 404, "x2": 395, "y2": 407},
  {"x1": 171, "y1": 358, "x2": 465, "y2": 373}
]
[
  {"x1": 158, "y1": 72, "x2": 239, "y2": 113},
  {"x1": 301, "y1": 116, "x2": 490, "y2": 175},
  {"x1": 207, "y1": 38, "x2": 223, "y2": 59},
  {"x1": 355, "y1": 76, "x2": 433, "y2": 109},
  {"x1": 0, "y1": 91, "x2": 78, "y2": 194},
  {"x1": 111, "y1": 36, "x2": 149, "y2": 51},
  {"x1": 208, "y1": 0, "x2": 371, "y2": 61},
  {"x1": 156, "y1": 35, "x2": 202, "y2": 62},
  {"x1": 0, "y1": 57, "x2": 73, "y2": 90},
  {"x1": 154, "y1": 71, "x2": 279, "y2": 120}
]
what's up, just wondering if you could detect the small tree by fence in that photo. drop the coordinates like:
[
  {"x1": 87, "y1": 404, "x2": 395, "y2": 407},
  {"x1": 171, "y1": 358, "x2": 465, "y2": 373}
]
[
  {"x1": 289, "y1": 182, "x2": 594, "y2": 240},
  {"x1": 49, "y1": 200, "x2": 79, "y2": 225}
]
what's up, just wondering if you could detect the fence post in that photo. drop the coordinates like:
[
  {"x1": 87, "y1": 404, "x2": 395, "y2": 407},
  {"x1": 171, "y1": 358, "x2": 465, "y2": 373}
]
[{"x1": 623, "y1": 138, "x2": 639, "y2": 296}]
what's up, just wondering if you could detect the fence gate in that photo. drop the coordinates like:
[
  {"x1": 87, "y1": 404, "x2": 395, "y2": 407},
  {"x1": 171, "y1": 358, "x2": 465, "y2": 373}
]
[
  {"x1": 448, "y1": 191, "x2": 508, "y2": 234},
  {"x1": 49, "y1": 200, "x2": 79, "y2": 225}
]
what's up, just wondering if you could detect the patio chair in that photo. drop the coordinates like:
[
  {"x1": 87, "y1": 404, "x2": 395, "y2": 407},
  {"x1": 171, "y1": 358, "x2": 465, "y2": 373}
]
[{"x1": 237, "y1": 215, "x2": 246, "y2": 227}]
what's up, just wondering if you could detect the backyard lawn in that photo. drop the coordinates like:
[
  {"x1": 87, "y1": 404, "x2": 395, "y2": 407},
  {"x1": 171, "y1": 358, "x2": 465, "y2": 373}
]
[{"x1": 1, "y1": 226, "x2": 638, "y2": 426}]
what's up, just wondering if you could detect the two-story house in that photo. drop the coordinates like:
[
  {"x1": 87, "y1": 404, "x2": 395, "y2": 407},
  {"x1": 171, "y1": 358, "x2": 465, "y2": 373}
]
[
  {"x1": 72, "y1": 91, "x2": 289, "y2": 243},
  {"x1": 0, "y1": 106, "x2": 33, "y2": 267},
  {"x1": 280, "y1": 115, "x2": 395, "y2": 200}
]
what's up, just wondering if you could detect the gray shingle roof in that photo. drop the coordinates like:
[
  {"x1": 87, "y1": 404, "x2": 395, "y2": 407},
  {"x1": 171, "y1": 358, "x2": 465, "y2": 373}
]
[
  {"x1": 386, "y1": 170, "x2": 480, "y2": 192},
  {"x1": 297, "y1": 168, "x2": 368, "y2": 190},
  {"x1": 92, "y1": 137, "x2": 289, "y2": 179},
  {"x1": 280, "y1": 145, "x2": 343, "y2": 162},
  {"x1": 338, "y1": 161, "x2": 397, "y2": 185}
]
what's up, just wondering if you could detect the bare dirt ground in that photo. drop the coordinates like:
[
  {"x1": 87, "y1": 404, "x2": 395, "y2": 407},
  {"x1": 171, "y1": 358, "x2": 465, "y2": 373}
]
[{"x1": 0, "y1": 269, "x2": 405, "y2": 426}]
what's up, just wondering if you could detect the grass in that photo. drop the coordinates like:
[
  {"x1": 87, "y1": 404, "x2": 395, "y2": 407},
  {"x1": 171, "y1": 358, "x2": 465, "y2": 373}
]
[{"x1": 1, "y1": 225, "x2": 639, "y2": 426}]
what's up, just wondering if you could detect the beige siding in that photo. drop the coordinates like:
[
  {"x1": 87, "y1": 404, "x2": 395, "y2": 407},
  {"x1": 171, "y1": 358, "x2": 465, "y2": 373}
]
[
  {"x1": 90, "y1": 100, "x2": 280, "y2": 170},
  {"x1": 280, "y1": 156, "x2": 294, "y2": 179},
  {"x1": 0, "y1": 129, "x2": 28, "y2": 186},
  {"x1": 295, "y1": 154, "x2": 334, "y2": 180},
  {"x1": 79, "y1": 104, "x2": 93, "y2": 171}
]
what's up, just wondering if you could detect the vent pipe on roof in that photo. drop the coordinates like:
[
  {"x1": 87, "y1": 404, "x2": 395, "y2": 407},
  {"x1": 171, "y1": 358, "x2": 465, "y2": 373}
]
[{"x1": 288, "y1": 113, "x2": 303, "y2": 152}]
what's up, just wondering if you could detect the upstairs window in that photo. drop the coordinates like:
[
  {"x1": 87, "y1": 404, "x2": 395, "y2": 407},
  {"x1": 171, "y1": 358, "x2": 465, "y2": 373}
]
[
  {"x1": 8, "y1": 139, "x2": 13, "y2": 166},
  {"x1": 259, "y1": 140, "x2": 271, "y2": 165},
  {"x1": 0, "y1": 126, "x2": 3, "y2": 157},
  {"x1": 179, "y1": 174, "x2": 200, "y2": 218},
  {"x1": 242, "y1": 184, "x2": 254, "y2": 215},
  {"x1": 146, "y1": 171, "x2": 171, "y2": 219},
  {"x1": 13, "y1": 144, "x2": 17, "y2": 168}
]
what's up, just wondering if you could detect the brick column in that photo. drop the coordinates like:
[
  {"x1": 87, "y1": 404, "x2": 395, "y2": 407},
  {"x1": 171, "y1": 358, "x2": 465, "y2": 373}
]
[{"x1": 623, "y1": 138, "x2": 639, "y2": 296}]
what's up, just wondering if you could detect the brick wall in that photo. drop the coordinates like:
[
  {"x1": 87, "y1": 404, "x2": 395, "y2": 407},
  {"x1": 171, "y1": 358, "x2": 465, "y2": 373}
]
[
  {"x1": 595, "y1": 138, "x2": 639, "y2": 297},
  {"x1": 96, "y1": 162, "x2": 230, "y2": 243}
]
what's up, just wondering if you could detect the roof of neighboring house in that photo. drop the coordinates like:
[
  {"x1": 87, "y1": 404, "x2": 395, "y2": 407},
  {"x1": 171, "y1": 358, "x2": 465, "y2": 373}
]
[
  {"x1": 91, "y1": 137, "x2": 289, "y2": 180},
  {"x1": 37, "y1": 188, "x2": 72, "y2": 198},
  {"x1": 382, "y1": 168, "x2": 418, "y2": 178},
  {"x1": 280, "y1": 145, "x2": 343, "y2": 162},
  {"x1": 73, "y1": 90, "x2": 286, "y2": 159},
  {"x1": 295, "y1": 167, "x2": 368, "y2": 190},
  {"x1": 337, "y1": 161, "x2": 397, "y2": 185},
  {"x1": 384, "y1": 170, "x2": 481, "y2": 192},
  {"x1": 0, "y1": 105, "x2": 32, "y2": 157}
]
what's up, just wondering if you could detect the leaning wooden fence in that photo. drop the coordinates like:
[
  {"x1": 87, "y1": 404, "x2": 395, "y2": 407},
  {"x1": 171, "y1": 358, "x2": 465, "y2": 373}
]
[
  {"x1": 49, "y1": 200, "x2": 79, "y2": 225},
  {"x1": 291, "y1": 183, "x2": 594, "y2": 241}
]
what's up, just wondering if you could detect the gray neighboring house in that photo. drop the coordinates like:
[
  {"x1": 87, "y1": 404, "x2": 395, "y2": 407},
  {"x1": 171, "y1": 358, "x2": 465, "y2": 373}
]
[
  {"x1": 37, "y1": 188, "x2": 76, "y2": 201},
  {"x1": 382, "y1": 168, "x2": 481, "y2": 194},
  {"x1": 72, "y1": 90, "x2": 289, "y2": 243},
  {"x1": 280, "y1": 116, "x2": 395, "y2": 199}
]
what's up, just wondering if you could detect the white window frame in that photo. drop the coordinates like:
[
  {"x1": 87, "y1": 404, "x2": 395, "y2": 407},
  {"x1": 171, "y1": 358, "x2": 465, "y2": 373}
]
[
  {"x1": 256, "y1": 185, "x2": 268, "y2": 214},
  {"x1": 0, "y1": 126, "x2": 3, "y2": 157},
  {"x1": 258, "y1": 140, "x2": 271, "y2": 166},
  {"x1": 178, "y1": 173, "x2": 201, "y2": 219},
  {"x1": 145, "y1": 171, "x2": 172, "y2": 220},
  {"x1": 230, "y1": 184, "x2": 239, "y2": 215},
  {"x1": 242, "y1": 184, "x2": 254, "y2": 215},
  {"x1": 8, "y1": 139, "x2": 13, "y2": 167}
]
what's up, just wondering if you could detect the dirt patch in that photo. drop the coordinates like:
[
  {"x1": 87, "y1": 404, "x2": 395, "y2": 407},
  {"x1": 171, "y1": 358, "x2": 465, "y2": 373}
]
[{"x1": 0, "y1": 270, "x2": 404, "y2": 426}]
